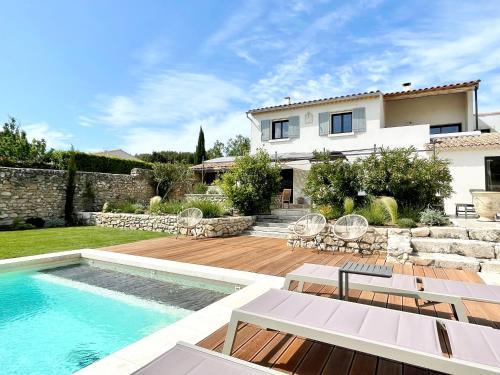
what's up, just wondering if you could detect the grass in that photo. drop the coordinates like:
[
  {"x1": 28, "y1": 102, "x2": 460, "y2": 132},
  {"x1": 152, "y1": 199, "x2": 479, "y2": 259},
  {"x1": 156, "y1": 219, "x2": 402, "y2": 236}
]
[{"x1": 0, "y1": 226, "x2": 169, "y2": 260}]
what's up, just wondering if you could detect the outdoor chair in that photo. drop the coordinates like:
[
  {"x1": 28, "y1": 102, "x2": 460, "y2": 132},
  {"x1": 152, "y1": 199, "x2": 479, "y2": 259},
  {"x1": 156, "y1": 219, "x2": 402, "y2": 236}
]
[
  {"x1": 132, "y1": 342, "x2": 282, "y2": 374},
  {"x1": 291, "y1": 213, "x2": 327, "y2": 251},
  {"x1": 176, "y1": 208, "x2": 203, "y2": 239},
  {"x1": 223, "y1": 289, "x2": 500, "y2": 375},
  {"x1": 332, "y1": 214, "x2": 368, "y2": 253},
  {"x1": 281, "y1": 188, "x2": 292, "y2": 208},
  {"x1": 283, "y1": 263, "x2": 500, "y2": 322}
]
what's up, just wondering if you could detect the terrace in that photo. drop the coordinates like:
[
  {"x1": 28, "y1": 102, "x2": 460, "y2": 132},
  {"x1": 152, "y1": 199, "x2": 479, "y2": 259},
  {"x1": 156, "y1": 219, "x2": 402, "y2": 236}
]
[{"x1": 103, "y1": 235, "x2": 500, "y2": 375}]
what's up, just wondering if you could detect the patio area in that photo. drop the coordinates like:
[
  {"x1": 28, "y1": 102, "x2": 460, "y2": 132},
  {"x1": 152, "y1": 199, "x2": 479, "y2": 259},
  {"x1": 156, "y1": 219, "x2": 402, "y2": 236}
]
[{"x1": 104, "y1": 235, "x2": 500, "y2": 375}]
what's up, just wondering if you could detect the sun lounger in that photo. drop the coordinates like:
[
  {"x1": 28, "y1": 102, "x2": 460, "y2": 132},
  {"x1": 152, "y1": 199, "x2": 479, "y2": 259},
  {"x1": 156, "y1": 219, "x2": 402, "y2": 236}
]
[
  {"x1": 223, "y1": 289, "x2": 500, "y2": 375},
  {"x1": 284, "y1": 263, "x2": 500, "y2": 322},
  {"x1": 132, "y1": 342, "x2": 282, "y2": 374}
]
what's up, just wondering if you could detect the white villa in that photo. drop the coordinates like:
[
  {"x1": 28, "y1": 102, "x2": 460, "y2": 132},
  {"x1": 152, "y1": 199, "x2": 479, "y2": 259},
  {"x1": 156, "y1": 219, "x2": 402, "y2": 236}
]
[{"x1": 193, "y1": 80, "x2": 500, "y2": 215}]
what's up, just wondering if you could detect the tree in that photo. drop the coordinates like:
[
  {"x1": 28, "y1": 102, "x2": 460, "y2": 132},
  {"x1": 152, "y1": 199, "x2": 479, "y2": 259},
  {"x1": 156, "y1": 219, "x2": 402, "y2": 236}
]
[
  {"x1": 194, "y1": 126, "x2": 206, "y2": 164},
  {"x1": 152, "y1": 162, "x2": 194, "y2": 199},
  {"x1": 224, "y1": 135, "x2": 250, "y2": 156},
  {"x1": 64, "y1": 148, "x2": 77, "y2": 225},
  {"x1": 206, "y1": 140, "x2": 225, "y2": 160},
  {"x1": 136, "y1": 151, "x2": 195, "y2": 164},
  {"x1": 356, "y1": 147, "x2": 453, "y2": 208},
  {"x1": 218, "y1": 149, "x2": 282, "y2": 215},
  {"x1": 0, "y1": 117, "x2": 48, "y2": 164}
]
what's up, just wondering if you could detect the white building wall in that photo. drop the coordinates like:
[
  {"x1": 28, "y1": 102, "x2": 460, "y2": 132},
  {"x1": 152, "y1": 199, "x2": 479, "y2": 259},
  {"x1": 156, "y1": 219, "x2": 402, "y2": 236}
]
[
  {"x1": 384, "y1": 92, "x2": 468, "y2": 130},
  {"x1": 478, "y1": 112, "x2": 500, "y2": 132},
  {"x1": 250, "y1": 96, "x2": 431, "y2": 155},
  {"x1": 438, "y1": 148, "x2": 500, "y2": 215}
]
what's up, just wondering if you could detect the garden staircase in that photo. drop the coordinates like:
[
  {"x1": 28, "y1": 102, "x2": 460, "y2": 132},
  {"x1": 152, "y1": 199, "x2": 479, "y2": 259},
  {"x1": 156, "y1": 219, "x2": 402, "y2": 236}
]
[{"x1": 244, "y1": 208, "x2": 310, "y2": 239}]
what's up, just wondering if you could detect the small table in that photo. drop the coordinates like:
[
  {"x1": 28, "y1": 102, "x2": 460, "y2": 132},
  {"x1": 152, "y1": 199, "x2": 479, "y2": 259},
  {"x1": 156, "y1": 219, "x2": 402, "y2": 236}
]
[{"x1": 338, "y1": 262, "x2": 393, "y2": 300}]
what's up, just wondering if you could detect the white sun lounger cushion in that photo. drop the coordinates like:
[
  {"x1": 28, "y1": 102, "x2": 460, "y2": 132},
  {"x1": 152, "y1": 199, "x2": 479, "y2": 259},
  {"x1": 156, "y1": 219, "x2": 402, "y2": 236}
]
[
  {"x1": 290, "y1": 263, "x2": 418, "y2": 291},
  {"x1": 422, "y1": 277, "x2": 500, "y2": 303},
  {"x1": 132, "y1": 343, "x2": 276, "y2": 375},
  {"x1": 444, "y1": 320, "x2": 500, "y2": 368},
  {"x1": 240, "y1": 289, "x2": 442, "y2": 356}
]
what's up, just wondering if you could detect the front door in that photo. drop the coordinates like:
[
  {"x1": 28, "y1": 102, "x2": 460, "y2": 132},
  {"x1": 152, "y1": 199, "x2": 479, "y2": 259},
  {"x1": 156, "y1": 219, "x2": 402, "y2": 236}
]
[
  {"x1": 280, "y1": 169, "x2": 293, "y2": 202},
  {"x1": 485, "y1": 156, "x2": 500, "y2": 191}
]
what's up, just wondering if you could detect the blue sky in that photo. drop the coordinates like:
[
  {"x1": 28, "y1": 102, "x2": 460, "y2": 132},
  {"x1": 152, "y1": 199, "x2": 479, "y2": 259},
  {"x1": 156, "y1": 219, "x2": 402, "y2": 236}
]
[{"x1": 1, "y1": 0, "x2": 500, "y2": 153}]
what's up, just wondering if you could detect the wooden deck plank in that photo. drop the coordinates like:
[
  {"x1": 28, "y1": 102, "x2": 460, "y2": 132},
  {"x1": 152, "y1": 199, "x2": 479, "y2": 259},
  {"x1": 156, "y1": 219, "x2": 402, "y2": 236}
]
[{"x1": 103, "y1": 235, "x2": 499, "y2": 375}]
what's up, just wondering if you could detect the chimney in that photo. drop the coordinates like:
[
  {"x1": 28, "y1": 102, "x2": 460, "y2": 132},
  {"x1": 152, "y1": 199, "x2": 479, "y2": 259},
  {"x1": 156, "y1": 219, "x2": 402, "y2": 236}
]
[
  {"x1": 402, "y1": 82, "x2": 412, "y2": 91},
  {"x1": 284, "y1": 96, "x2": 291, "y2": 105}
]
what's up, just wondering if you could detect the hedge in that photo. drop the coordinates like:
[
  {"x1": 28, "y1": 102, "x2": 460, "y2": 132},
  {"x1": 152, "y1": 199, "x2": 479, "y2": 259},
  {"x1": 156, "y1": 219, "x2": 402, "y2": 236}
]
[{"x1": 0, "y1": 152, "x2": 152, "y2": 175}]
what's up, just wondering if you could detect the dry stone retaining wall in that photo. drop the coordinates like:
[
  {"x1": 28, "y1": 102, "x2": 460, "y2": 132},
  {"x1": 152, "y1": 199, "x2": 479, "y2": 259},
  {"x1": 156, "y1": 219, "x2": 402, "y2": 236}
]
[
  {"x1": 0, "y1": 166, "x2": 155, "y2": 225},
  {"x1": 288, "y1": 223, "x2": 500, "y2": 273},
  {"x1": 77, "y1": 212, "x2": 255, "y2": 238}
]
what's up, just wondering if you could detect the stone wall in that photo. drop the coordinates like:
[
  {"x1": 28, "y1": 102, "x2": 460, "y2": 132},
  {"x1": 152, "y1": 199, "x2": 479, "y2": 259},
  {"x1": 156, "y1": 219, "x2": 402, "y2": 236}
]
[
  {"x1": 77, "y1": 212, "x2": 255, "y2": 238},
  {"x1": 0, "y1": 166, "x2": 155, "y2": 225},
  {"x1": 287, "y1": 224, "x2": 388, "y2": 254},
  {"x1": 288, "y1": 224, "x2": 500, "y2": 273}
]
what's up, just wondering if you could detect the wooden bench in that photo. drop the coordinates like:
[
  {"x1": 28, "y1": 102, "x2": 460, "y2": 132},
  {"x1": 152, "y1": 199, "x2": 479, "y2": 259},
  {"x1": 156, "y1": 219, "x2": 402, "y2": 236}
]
[{"x1": 455, "y1": 203, "x2": 476, "y2": 218}]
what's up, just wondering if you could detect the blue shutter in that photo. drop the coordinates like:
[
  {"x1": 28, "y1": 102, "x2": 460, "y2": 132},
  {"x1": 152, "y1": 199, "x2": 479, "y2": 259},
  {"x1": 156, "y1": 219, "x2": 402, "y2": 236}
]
[
  {"x1": 319, "y1": 112, "x2": 329, "y2": 136},
  {"x1": 352, "y1": 107, "x2": 366, "y2": 132},
  {"x1": 288, "y1": 116, "x2": 300, "y2": 138},
  {"x1": 261, "y1": 119, "x2": 271, "y2": 141}
]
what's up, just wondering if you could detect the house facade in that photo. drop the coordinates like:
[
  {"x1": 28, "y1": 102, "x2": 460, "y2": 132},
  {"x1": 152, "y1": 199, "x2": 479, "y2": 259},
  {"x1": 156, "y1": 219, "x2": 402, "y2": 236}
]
[{"x1": 245, "y1": 80, "x2": 500, "y2": 215}]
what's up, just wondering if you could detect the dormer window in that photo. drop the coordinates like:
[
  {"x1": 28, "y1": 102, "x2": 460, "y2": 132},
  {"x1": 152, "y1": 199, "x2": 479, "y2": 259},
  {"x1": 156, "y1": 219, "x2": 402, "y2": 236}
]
[{"x1": 272, "y1": 119, "x2": 289, "y2": 139}]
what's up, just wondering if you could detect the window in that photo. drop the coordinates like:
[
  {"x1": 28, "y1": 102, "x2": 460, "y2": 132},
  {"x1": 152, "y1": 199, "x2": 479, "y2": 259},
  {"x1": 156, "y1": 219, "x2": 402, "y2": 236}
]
[
  {"x1": 272, "y1": 119, "x2": 289, "y2": 139},
  {"x1": 331, "y1": 112, "x2": 352, "y2": 134},
  {"x1": 430, "y1": 124, "x2": 461, "y2": 135},
  {"x1": 485, "y1": 157, "x2": 500, "y2": 191}
]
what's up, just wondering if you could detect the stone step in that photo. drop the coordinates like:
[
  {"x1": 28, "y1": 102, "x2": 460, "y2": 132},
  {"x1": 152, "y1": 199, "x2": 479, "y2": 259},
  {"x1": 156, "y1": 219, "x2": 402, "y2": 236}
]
[
  {"x1": 408, "y1": 253, "x2": 481, "y2": 272},
  {"x1": 410, "y1": 237, "x2": 496, "y2": 259},
  {"x1": 256, "y1": 215, "x2": 301, "y2": 223},
  {"x1": 243, "y1": 230, "x2": 288, "y2": 239},
  {"x1": 251, "y1": 225, "x2": 289, "y2": 233},
  {"x1": 254, "y1": 221, "x2": 290, "y2": 228},
  {"x1": 271, "y1": 208, "x2": 310, "y2": 217}
]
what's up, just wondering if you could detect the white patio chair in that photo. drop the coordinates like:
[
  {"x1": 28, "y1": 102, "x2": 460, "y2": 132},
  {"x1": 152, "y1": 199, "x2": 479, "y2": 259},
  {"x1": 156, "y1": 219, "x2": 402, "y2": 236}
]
[
  {"x1": 332, "y1": 214, "x2": 368, "y2": 253},
  {"x1": 176, "y1": 207, "x2": 203, "y2": 239},
  {"x1": 291, "y1": 213, "x2": 327, "y2": 251}
]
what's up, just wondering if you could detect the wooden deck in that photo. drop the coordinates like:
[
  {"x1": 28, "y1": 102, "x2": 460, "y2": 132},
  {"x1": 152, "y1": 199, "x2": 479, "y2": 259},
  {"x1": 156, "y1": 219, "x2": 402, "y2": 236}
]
[{"x1": 104, "y1": 235, "x2": 500, "y2": 375}]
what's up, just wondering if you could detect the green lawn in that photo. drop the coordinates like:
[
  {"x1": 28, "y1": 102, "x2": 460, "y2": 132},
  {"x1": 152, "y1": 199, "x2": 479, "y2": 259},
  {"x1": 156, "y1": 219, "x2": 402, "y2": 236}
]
[{"x1": 0, "y1": 226, "x2": 169, "y2": 260}]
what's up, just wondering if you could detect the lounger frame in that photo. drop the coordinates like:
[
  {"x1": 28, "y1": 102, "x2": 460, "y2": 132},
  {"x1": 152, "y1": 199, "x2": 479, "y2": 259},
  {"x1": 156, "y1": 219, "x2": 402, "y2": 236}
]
[
  {"x1": 223, "y1": 309, "x2": 499, "y2": 375},
  {"x1": 284, "y1": 271, "x2": 471, "y2": 322}
]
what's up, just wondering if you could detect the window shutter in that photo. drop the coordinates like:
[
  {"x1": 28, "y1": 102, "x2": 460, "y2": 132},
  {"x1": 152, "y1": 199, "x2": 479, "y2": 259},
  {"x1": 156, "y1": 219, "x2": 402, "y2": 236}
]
[
  {"x1": 288, "y1": 116, "x2": 300, "y2": 138},
  {"x1": 319, "y1": 112, "x2": 329, "y2": 136},
  {"x1": 261, "y1": 119, "x2": 271, "y2": 141},
  {"x1": 352, "y1": 107, "x2": 366, "y2": 132}
]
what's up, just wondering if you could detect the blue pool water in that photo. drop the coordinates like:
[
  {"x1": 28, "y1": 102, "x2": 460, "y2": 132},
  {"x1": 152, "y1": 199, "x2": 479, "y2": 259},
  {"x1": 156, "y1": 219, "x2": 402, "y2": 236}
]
[{"x1": 0, "y1": 270, "x2": 192, "y2": 375}]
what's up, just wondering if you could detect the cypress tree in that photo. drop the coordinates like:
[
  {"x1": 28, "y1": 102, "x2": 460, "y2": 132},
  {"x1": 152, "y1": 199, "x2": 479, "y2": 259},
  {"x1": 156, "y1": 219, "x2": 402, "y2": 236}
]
[{"x1": 194, "y1": 126, "x2": 206, "y2": 164}]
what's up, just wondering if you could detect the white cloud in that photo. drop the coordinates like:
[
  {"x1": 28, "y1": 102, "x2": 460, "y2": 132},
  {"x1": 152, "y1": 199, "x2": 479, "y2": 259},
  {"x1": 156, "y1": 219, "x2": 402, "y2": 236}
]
[
  {"x1": 23, "y1": 122, "x2": 73, "y2": 150},
  {"x1": 90, "y1": 71, "x2": 247, "y2": 127}
]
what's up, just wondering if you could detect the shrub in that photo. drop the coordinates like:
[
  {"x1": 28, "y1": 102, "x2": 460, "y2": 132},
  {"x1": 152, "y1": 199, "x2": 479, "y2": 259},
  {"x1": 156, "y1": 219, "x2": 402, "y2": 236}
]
[
  {"x1": 207, "y1": 184, "x2": 222, "y2": 194},
  {"x1": 25, "y1": 217, "x2": 45, "y2": 228},
  {"x1": 149, "y1": 201, "x2": 185, "y2": 215},
  {"x1": 152, "y1": 162, "x2": 193, "y2": 198},
  {"x1": 44, "y1": 218, "x2": 65, "y2": 228},
  {"x1": 316, "y1": 204, "x2": 343, "y2": 220},
  {"x1": 379, "y1": 196, "x2": 398, "y2": 224},
  {"x1": 149, "y1": 196, "x2": 162, "y2": 211},
  {"x1": 218, "y1": 150, "x2": 281, "y2": 215},
  {"x1": 397, "y1": 218, "x2": 417, "y2": 228},
  {"x1": 356, "y1": 147, "x2": 452, "y2": 208},
  {"x1": 356, "y1": 199, "x2": 389, "y2": 226},
  {"x1": 11, "y1": 217, "x2": 36, "y2": 230},
  {"x1": 103, "y1": 200, "x2": 146, "y2": 214},
  {"x1": 419, "y1": 208, "x2": 451, "y2": 226},
  {"x1": 399, "y1": 204, "x2": 423, "y2": 222},
  {"x1": 193, "y1": 182, "x2": 208, "y2": 194},
  {"x1": 343, "y1": 197, "x2": 355, "y2": 215},
  {"x1": 186, "y1": 199, "x2": 226, "y2": 218},
  {"x1": 303, "y1": 157, "x2": 360, "y2": 206},
  {"x1": 64, "y1": 150, "x2": 77, "y2": 225}
]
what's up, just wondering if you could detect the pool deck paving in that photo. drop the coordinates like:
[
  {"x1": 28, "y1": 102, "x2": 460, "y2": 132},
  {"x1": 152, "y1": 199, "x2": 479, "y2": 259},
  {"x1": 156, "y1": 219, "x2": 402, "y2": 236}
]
[{"x1": 104, "y1": 235, "x2": 500, "y2": 375}]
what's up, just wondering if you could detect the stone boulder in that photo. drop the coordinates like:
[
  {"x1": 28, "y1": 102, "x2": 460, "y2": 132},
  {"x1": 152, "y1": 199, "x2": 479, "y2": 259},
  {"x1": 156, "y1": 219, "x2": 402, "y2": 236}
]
[
  {"x1": 410, "y1": 227, "x2": 430, "y2": 237},
  {"x1": 428, "y1": 227, "x2": 468, "y2": 240},
  {"x1": 481, "y1": 259, "x2": 500, "y2": 273},
  {"x1": 408, "y1": 253, "x2": 480, "y2": 272},
  {"x1": 410, "y1": 238, "x2": 452, "y2": 253},
  {"x1": 450, "y1": 239, "x2": 495, "y2": 259},
  {"x1": 468, "y1": 228, "x2": 500, "y2": 242}
]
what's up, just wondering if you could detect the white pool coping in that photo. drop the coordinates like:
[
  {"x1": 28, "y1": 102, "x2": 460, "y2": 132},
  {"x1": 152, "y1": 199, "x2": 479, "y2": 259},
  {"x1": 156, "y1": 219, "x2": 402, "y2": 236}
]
[{"x1": 0, "y1": 249, "x2": 284, "y2": 375}]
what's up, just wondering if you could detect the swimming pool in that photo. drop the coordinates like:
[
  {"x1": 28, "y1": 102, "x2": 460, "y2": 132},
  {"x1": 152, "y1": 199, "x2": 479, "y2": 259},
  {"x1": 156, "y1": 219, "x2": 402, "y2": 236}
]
[{"x1": 0, "y1": 263, "x2": 236, "y2": 375}]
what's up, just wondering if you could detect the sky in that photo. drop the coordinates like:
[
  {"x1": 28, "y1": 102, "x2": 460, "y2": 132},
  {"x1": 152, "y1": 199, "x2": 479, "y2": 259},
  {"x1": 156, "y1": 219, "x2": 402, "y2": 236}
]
[{"x1": 1, "y1": 0, "x2": 500, "y2": 154}]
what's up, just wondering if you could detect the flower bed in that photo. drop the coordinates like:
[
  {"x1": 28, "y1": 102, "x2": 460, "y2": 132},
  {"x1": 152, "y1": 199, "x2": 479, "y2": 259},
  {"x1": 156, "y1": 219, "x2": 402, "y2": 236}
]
[{"x1": 77, "y1": 212, "x2": 255, "y2": 238}]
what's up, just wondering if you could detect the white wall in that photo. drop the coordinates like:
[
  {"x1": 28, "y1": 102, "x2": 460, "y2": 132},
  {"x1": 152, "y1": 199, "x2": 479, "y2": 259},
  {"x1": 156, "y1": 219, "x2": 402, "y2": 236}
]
[
  {"x1": 250, "y1": 96, "x2": 431, "y2": 155},
  {"x1": 438, "y1": 148, "x2": 500, "y2": 215},
  {"x1": 384, "y1": 92, "x2": 469, "y2": 130},
  {"x1": 478, "y1": 112, "x2": 500, "y2": 132}
]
